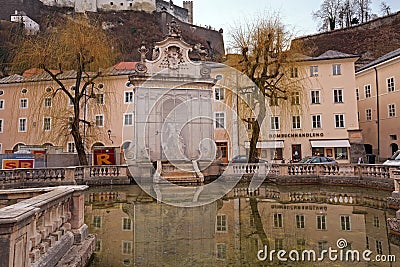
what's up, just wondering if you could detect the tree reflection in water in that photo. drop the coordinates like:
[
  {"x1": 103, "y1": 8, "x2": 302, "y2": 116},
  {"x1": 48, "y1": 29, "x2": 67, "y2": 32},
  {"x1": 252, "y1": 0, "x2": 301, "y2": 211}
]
[{"x1": 85, "y1": 183, "x2": 399, "y2": 266}]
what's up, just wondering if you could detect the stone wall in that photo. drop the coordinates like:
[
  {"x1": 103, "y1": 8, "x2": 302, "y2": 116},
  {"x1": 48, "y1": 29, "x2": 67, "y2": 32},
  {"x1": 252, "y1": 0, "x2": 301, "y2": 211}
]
[{"x1": 293, "y1": 11, "x2": 400, "y2": 68}]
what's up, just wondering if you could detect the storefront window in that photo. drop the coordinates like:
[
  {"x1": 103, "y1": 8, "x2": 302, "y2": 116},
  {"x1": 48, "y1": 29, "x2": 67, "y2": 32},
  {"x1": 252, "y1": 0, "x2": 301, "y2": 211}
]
[
  {"x1": 312, "y1": 147, "x2": 324, "y2": 156},
  {"x1": 335, "y1": 147, "x2": 348, "y2": 159},
  {"x1": 271, "y1": 148, "x2": 283, "y2": 160}
]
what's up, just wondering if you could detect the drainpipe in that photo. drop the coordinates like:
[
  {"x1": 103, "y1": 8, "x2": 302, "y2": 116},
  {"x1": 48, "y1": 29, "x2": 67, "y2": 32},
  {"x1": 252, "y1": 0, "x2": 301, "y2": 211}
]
[{"x1": 374, "y1": 67, "x2": 380, "y2": 161}]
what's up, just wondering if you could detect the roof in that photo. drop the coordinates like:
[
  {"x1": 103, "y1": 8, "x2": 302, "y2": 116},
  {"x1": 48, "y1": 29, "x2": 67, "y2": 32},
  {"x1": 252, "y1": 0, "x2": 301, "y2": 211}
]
[
  {"x1": 113, "y1": 62, "x2": 137, "y2": 70},
  {"x1": 315, "y1": 50, "x2": 358, "y2": 60},
  {"x1": 296, "y1": 50, "x2": 359, "y2": 62},
  {"x1": 0, "y1": 63, "x2": 138, "y2": 84},
  {"x1": 356, "y1": 48, "x2": 400, "y2": 72}
]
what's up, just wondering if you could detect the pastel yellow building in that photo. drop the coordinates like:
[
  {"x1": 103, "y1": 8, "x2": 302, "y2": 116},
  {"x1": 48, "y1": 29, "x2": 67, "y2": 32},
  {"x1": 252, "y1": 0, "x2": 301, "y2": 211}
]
[{"x1": 356, "y1": 48, "x2": 400, "y2": 161}]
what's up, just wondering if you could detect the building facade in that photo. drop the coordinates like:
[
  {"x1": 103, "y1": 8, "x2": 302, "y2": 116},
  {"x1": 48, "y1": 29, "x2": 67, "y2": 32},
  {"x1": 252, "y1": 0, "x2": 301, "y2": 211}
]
[
  {"x1": 356, "y1": 48, "x2": 400, "y2": 161},
  {"x1": 221, "y1": 50, "x2": 361, "y2": 163}
]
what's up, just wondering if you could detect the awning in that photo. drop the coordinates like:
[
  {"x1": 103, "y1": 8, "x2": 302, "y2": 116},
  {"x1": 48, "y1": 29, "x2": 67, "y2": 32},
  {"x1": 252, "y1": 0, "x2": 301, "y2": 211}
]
[
  {"x1": 310, "y1": 140, "x2": 350, "y2": 147},
  {"x1": 245, "y1": 141, "x2": 284, "y2": 149}
]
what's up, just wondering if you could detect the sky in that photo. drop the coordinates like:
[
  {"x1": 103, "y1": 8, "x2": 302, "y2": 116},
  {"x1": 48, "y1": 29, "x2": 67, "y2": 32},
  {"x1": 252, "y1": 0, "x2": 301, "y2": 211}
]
[{"x1": 178, "y1": 0, "x2": 400, "y2": 46}]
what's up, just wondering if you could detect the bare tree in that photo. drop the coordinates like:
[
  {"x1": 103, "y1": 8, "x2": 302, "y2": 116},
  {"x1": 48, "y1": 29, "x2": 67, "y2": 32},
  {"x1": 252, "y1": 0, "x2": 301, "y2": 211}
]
[
  {"x1": 12, "y1": 15, "x2": 118, "y2": 165},
  {"x1": 380, "y1": 1, "x2": 391, "y2": 16},
  {"x1": 229, "y1": 14, "x2": 304, "y2": 164},
  {"x1": 313, "y1": 0, "x2": 342, "y2": 31},
  {"x1": 353, "y1": 0, "x2": 372, "y2": 23}
]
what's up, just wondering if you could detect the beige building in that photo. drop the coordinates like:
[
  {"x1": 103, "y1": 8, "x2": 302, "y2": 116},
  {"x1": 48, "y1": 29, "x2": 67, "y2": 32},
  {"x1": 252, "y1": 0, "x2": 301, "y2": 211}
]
[
  {"x1": 356, "y1": 48, "x2": 400, "y2": 161},
  {"x1": 220, "y1": 50, "x2": 361, "y2": 163}
]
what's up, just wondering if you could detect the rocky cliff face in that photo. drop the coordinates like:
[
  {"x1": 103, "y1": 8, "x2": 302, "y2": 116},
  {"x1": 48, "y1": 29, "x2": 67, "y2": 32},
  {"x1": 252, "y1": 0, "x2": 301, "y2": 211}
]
[{"x1": 293, "y1": 11, "x2": 400, "y2": 68}]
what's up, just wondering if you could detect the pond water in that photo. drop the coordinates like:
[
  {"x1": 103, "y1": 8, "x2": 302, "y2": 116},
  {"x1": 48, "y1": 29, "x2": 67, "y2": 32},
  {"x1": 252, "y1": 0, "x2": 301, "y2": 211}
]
[{"x1": 85, "y1": 183, "x2": 399, "y2": 266}]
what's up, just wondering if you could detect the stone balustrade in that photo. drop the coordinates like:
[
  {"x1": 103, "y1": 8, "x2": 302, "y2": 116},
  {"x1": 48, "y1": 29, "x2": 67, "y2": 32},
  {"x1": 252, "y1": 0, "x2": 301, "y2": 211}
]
[
  {"x1": 0, "y1": 167, "x2": 76, "y2": 189},
  {"x1": 0, "y1": 186, "x2": 95, "y2": 267},
  {"x1": 224, "y1": 163, "x2": 395, "y2": 179},
  {"x1": 1, "y1": 164, "x2": 398, "y2": 188},
  {"x1": 74, "y1": 165, "x2": 131, "y2": 185}
]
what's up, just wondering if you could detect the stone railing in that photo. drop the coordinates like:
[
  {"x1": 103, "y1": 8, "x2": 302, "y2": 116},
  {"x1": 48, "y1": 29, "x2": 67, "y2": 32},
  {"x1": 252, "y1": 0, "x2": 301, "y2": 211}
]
[
  {"x1": 0, "y1": 167, "x2": 76, "y2": 189},
  {"x1": 74, "y1": 165, "x2": 130, "y2": 185},
  {"x1": 224, "y1": 163, "x2": 268, "y2": 175},
  {"x1": 223, "y1": 163, "x2": 394, "y2": 179},
  {"x1": 0, "y1": 186, "x2": 95, "y2": 267}
]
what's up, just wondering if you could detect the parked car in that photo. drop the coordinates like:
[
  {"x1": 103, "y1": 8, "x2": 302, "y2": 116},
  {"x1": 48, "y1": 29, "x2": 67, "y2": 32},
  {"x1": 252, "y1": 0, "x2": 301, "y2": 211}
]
[
  {"x1": 231, "y1": 155, "x2": 267, "y2": 163},
  {"x1": 383, "y1": 150, "x2": 400, "y2": 166},
  {"x1": 298, "y1": 156, "x2": 337, "y2": 164}
]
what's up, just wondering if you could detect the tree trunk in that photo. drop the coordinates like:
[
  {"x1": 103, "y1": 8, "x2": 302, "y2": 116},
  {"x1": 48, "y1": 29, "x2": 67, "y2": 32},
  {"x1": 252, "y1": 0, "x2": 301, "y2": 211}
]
[
  {"x1": 72, "y1": 100, "x2": 88, "y2": 166},
  {"x1": 248, "y1": 96, "x2": 267, "y2": 163},
  {"x1": 249, "y1": 197, "x2": 269, "y2": 246},
  {"x1": 72, "y1": 129, "x2": 88, "y2": 165}
]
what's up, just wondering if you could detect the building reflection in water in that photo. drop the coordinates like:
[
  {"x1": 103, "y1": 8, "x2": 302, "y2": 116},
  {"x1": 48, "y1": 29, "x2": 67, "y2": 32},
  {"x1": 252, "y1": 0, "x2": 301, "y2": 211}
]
[{"x1": 85, "y1": 184, "x2": 400, "y2": 266}]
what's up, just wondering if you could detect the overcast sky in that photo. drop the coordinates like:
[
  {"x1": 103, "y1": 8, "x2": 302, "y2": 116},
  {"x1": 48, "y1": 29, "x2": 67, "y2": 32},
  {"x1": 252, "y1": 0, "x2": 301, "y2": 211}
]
[{"x1": 178, "y1": 0, "x2": 400, "y2": 46}]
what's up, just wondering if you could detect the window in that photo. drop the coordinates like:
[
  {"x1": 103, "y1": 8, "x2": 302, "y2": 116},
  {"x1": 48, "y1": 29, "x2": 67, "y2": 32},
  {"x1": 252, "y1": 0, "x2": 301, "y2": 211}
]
[
  {"x1": 312, "y1": 114, "x2": 321, "y2": 129},
  {"x1": 390, "y1": 135, "x2": 397, "y2": 141},
  {"x1": 316, "y1": 214, "x2": 327, "y2": 230},
  {"x1": 18, "y1": 118, "x2": 27, "y2": 132},
  {"x1": 318, "y1": 241, "x2": 328, "y2": 254},
  {"x1": 364, "y1": 84, "x2": 371, "y2": 98},
  {"x1": 355, "y1": 88, "x2": 359, "y2": 100},
  {"x1": 297, "y1": 239, "x2": 306, "y2": 250},
  {"x1": 270, "y1": 93, "x2": 279, "y2": 106},
  {"x1": 296, "y1": 214, "x2": 305, "y2": 229},
  {"x1": 292, "y1": 115, "x2": 301, "y2": 129},
  {"x1": 310, "y1": 65, "x2": 318, "y2": 77},
  {"x1": 333, "y1": 89, "x2": 344, "y2": 103},
  {"x1": 247, "y1": 117, "x2": 256, "y2": 130},
  {"x1": 366, "y1": 109, "x2": 372, "y2": 121},
  {"x1": 290, "y1": 67, "x2": 298, "y2": 78},
  {"x1": 311, "y1": 90, "x2": 320, "y2": 104},
  {"x1": 95, "y1": 93, "x2": 104, "y2": 105},
  {"x1": 0, "y1": 119, "x2": 3, "y2": 133},
  {"x1": 275, "y1": 239, "x2": 284, "y2": 250},
  {"x1": 388, "y1": 104, "x2": 396, "y2": 117},
  {"x1": 291, "y1": 91, "x2": 300, "y2": 105},
  {"x1": 124, "y1": 113, "x2": 133, "y2": 126},
  {"x1": 122, "y1": 217, "x2": 132, "y2": 230},
  {"x1": 67, "y1": 142, "x2": 75, "y2": 153},
  {"x1": 95, "y1": 239, "x2": 102, "y2": 252},
  {"x1": 43, "y1": 117, "x2": 51, "y2": 131},
  {"x1": 95, "y1": 115, "x2": 104, "y2": 127},
  {"x1": 273, "y1": 213, "x2": 283, "y2": 228},
  {"x1": 340, "y1": 215, "x2": 351, "y2": 231},
  {"x1": 122, "y1": 241, "x2": 132, "y2": 255},
  {"x1": 375, "y1": 240, "x2": 383, "y2": 255},
  {"x1": 334, "y1": 114, "x2": 345, "y2": 128},
  {"x1": 332, "y1": 64, "x2": 341, "y2": 75},
  {"x1": 44, "y1": 97, "x2": 52, "y2": 107},
  {"x1": 214, "y1": 88, "x2": 225, "y2": 101},
  {"x1": 216, "y1": 214, "x2": 227, "y2": 232},
  {"x1": 0, "y1": 99, "x2": 4, "y2": 109},
  {"x1": 68, "y1": 116, "x2": 74, "y2": 129},
  {"x1": 387, "y1": 77, "x2": 395, "y2": 92},
  {"x1": 335, "y1": 147, "x2": 348, "y2": 159},
  {"x1": 216, "y1": 243, "x2": 227, "y2": 260},
  {"x1": 20, "y1": 98, "x2": 28, "y2": 108},
  {"x1": 270, "y1": 116, "x2": 280, "y2": 130},
  {"x1": 92, "y1": 215, "x2": 102, "y2": 228},
  {"x1": 271, "y1": 148, "x2": 283, "y2": 160},
  {"x1": 215, "y1": 112, "x2": 225, "y2": 128},
  {"x1": 373, "y1": 216, "x2": 380, "y2": 228},
  {"x1": 124, "y1": 91, "x2": 134, "y2": 103}
]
